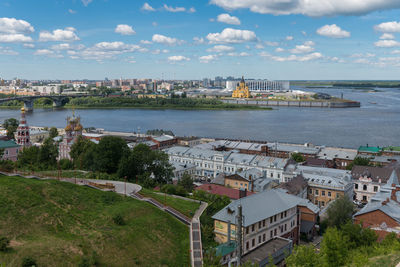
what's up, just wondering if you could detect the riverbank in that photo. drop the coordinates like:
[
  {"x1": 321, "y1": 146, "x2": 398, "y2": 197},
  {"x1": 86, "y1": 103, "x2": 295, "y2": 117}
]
[{"x1": 222, "y1": 99, "x2": 361, "y2": 108}]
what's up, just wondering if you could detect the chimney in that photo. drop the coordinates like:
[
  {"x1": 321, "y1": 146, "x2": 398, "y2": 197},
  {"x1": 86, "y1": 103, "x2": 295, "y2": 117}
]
[
  {"x1": 239, "y1": 188, "x2": 246, "y2": 199},
  {"x1": 382, "y1": 198, "x2": 390, "y2": 205}
]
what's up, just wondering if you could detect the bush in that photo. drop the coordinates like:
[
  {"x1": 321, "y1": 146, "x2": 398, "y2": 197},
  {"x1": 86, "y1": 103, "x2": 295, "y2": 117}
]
[
  {"x1": 22, "y1": 257, "x2": 37, "y2": 267},
  {"x1": 0, "y1": 236, "x2": 10, "y2": 251},
  {"x1": 0, "y1": 160, "x2": 14, "y2": 172},
  {"x1": 112, "y1": 214, "x2": 126, "y2": 226},
  {"x1": 59, "y1": 159, "x2": 74, "y2": 170}
]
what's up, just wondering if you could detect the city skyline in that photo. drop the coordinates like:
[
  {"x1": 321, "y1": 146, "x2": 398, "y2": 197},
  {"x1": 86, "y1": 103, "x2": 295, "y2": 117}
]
[{"x1": 1, "y1": 1, "x2": 400, "y2": 80}]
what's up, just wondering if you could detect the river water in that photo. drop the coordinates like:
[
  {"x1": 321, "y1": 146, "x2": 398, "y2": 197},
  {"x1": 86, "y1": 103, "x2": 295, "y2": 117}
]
[{"x1": 0, "y1": 87, "x2": 399, "y2": 148}]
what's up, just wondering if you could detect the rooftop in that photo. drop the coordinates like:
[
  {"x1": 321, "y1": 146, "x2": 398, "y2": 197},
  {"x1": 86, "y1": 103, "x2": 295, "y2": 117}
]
[
  {"x1": 0, "y1": 140, "x2": 19, "y2": 149},
  {"x1": 358, "y1": 146, "x2": 381, "y2": 153},
  {"x1": 196, "y1": 184, "x2": 255, "y2": 200}
]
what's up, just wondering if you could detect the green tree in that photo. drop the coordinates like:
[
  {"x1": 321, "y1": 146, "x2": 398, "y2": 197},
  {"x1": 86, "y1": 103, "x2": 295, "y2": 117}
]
[
  {"x1": 96, "y1": 136, "x2": 128, "y2": 174},
  {"x1": 37, "y1": 137, "x2": 58, "y2": 170},
  {"x1": 291, "y1": 152, "x2": 305, "y2": 163},
  {"x1": 17, "y1": 146, "x2": 40, "y2": 170},
  {"x1": 347, "y1": 157, "x2": 371, "y2": 170},
  {"x1": 3, "y1": 118, "x2": 19, "y2": 139},
  {"x1": 49, "y1": 127, "x2": 58, "y2": 138},
  {"x1": 70, "y1": 136, "x2": 98, "y2": 170},
  {"x1": 326, "y1": 196, "x2": 354, "y2": 228},
  {"x1": 178, "y1": 172, "x2": 194, "y2": 192},
  {"x1": 286, "y1": 245, "x2": 321, "y2": 267},
  {"x1": 0, "y1": 236, "x2": 10, "y2": 251},
  {"x1": 340, "y1": 221, "x2": 377, "y2": 249},
  {"x1": 321, "y1": 227, "x2": 349, "y2": 267}
]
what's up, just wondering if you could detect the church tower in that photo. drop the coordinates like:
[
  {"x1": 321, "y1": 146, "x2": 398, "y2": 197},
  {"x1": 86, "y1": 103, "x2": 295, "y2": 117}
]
[
  {"x1": 16, "y1": 107, "x2": 31, "y2": 148},
  {"x1": 232, "y1": 76, "x2": 250, "y2": 98}
]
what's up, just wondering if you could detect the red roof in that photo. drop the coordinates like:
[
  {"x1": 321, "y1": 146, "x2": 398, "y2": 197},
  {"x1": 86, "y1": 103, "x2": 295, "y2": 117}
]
[{"x1": 195, "y1": 184, "x2": 255, "y2": 200}]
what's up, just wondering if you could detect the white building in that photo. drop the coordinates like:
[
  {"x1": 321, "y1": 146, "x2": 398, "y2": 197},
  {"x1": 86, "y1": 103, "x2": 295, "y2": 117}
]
[
  {"x1": 164, "y1": 146, "x2": 288, "y2": 182},
  {"x1": 225, "y1": 80, "x2": 290, "y2": 92},
  {"x1": 32, "y1": 84, "x2": 62, "y2": 95}
]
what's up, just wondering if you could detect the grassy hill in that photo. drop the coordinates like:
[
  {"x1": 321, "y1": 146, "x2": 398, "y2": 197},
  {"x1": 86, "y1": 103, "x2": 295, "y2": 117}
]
[{"x1": 0, "y1": 175, "x2": 190, "y2": 266}]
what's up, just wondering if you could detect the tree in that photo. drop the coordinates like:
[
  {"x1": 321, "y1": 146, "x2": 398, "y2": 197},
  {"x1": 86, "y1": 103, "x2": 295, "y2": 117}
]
[
  {"x1": 178, "y1": 172, "x2": 194, "y2": 192},
  {"x1": 286, "y1": 245, "x2": 321, "y2": 267},
  {"x1": 321, "y1": 227, "x2": 349, "y2": 267},
  {"x1": 346, "y1": 157, "x2": 371, "y2": 170},
  {"x1": 0, "y1": 236, "x2": 10, "y2": 251},
  {"x1": 340, "y1": 221, "x2": 377, "y2": 249},
  {"x1": 325, "y1": 196, "x2": 354, "y2": 228},
  {"x1": 96, "y1": 136, "x2": 128, "y2": 174},
  {"x1": 49, "y1": 127, "x2": 58, "y2": 138},
  {"x1": 291, "y1": 152, "x2": 305, "y2": 163},
  {"x1": 3, "y1": 118, "x2": 19, "y2": 139},
  {"x1": 37, "y1": 137, "x2": 58, "y2": 170},
  {"x1": 17, "y1": 146, "x2": 40, "y2": 170}
]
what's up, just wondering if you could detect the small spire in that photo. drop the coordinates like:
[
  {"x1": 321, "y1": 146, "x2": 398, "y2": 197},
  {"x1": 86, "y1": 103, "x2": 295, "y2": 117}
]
[{"x1": 241, "y1": 76, "x2": 245, "y2": 83}]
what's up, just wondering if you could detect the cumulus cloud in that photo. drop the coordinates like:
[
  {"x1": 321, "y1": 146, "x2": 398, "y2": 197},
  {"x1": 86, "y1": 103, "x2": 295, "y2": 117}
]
[
  {"x1": 51, "y1": 43, "x2": 85, "y2": 50},
  {"x1": 193, "y1": 37, "x2": 205, "y2": 44},
  {"x1": 68, "y1": 9, "x2": 77, "y2": 14},
  {"x1": 188, "y1": 7, "x2": 196, "y2": 13},
  {"x1": 115, "y1": 24, "x2": 136, "y2": 35},
  {"x1": 39, "y1": 28, "x2": 80, "y2": 42},
  {"x1": 207, "y1": 45, "x2": 234, "y2": 52},
  {"x1": 380, "y1": 33, "x2": 395, "y2": 39},
  {"x1": 0, "y1": 46, "x2": 18, "y2": 55},
  {"x1": 163, "y1": 4, "x2": 186, "y2": 12},
  {"x1": 317, "y1": 24, "x2": 350, "y2": 38},
  {"x1": 374, "y1": 21, "x2": 400, "y2": 33},
  {"x1": 271, "y1": 52, "x2": 323, "y2": 62},
  {"x1": 140, "y1": 40, "x2": 152, "y2": 45},
  {"x1": 23, "y1": 43, "x2": 35, "y2": 48},
  {"x1": 255, "y1": 43, "x2": 264, "y2": 49},
  {"x1": 0, "y1": 17, "x2": 34, "y2": 34},
  {"x1": 289, "y1": 44, "x2": 314, "y2": 53},
  {"x1": 206, "y1": 28, "x2": 257, "y2": 44},
  {"x1": 199, "y1": 54, "x2": 218, "y2": 63},
  {"x1": 374, "y1": 40, "x2": 400, "y2": 47},
  {"x1": 67, "y1": 41, "x2": 143, "y2": 60},
  {"x1": 34, "y1": 49, "x2": 64, "y2": 58},
  {"x1": 286, "y1": 36, "x2": 294, "y2": 41},
  {"x1": 142, "y1": 3, "x2": 155, "y2": 12},
  {"x1": 275, "y1": 47, "x2": 285, "y2": 52},
  {"x1": 217, "y1": 14, "x2": 241, "y2": 25},
  {"x1": 210, "y1": 0, "x2": 400, "y2": 17},
  {"x1": 81, "y1": 0, "x2": 93, "y2": 7},
  {"x1": 168, "y1": 55, "x2": 190, "y2": 62},
  {"x1": 152, "y1": 34, "x2": 184, "y2": 45},
  {"x1": 0, "y1": 34, "x2": 33, "y2": 43},
  {"x1": 265, "y1": 41, "x2": 279, "y2": 46},
  {"x1": 227, "y1": 52, "x2": 251, "y2": 57}
]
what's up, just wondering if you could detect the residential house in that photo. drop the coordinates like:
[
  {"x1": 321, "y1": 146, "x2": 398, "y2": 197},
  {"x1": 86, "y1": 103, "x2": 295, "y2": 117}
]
[{"x1": 0, "y1": 140, "x2": 20, "y2": 161}]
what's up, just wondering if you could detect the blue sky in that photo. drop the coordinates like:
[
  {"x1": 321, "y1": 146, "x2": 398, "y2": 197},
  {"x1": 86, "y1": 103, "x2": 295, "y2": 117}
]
[{"x1": 1, "y1": 0, "x2": 400, "y2": 80}]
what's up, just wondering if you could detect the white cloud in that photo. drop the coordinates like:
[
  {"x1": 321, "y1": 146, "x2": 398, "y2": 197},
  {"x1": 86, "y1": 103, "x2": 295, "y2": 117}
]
[
  {"x1": 271, "y1": 52, "x2": 323, "y2": 62},
  {"x1": 301, "y1": 31, "x2": 307, "y2": 36},
  {"x1": 275, "y1": 47, "x2": 285, "y2": 52},
  {"x1": 350, "y1": 53, "x2": 375, "y2": 58},
  {"x1": 163, "y1": 4, "x2": 186, "y2": 12},
  {"x1": 255, "y1": 43, "x2": 265, "y2": 49},
  {"x1": 193, "y1": 37, "x2": 205, "y2": 44},
  {"x1": 290, "y1": 44, "x2": 314, "y2": 53},
  {"x1": 227, "y1": 52, "x2": 251, "y2": 57},
  {"x1": 391, "y1": 50, "x2": 400, "y2": 54},
  {"x1": 207, "y1": 45, "x2": 234, "y2": 52},
  {"x1": 168, "y1": 55, "x2": 190, "y2": 62},
  {"x1": 199, "y1": 54, "x2": 218, "y2": 63},
  {"x1": 210, "y1": 0, "x2": 400, "y2": 17},
  {"x1": 188, "y1": 7, "x2": 196, "y2": 13},
  {"x1": 152, "y1": 34, "x2": 184, "y2": 45},
  {"x1": 317, "y1": 24, "x2": 350, "y2": 38},
  {"x1": 0, "y1": 34, "x2": 33, "y2": 43},
  {"x1": 68, "y1": 9, "x2": 77, "y2": 14},
  {"x1": 140, "y1": 40, "x2": 152, "y2": 45},
  {"x1": 115, "y1": 24, "x2": 136, "y2": 35},
  {"x1": 374, "y1": 21, "x2": 400, "y2": 33},
  {"x1": 286, "y1": 36, "x2": 294, "y2": 41},
  {"x1": 81, "y1": 0, "x2": 93, "y2": 7},
  {"x1": 217, "y1": 14, "x2": 241, "y2": 25},
  {"x1": 380, "y1": 33, "x2": 395, "y2": 39},
  {"x1": 68, "y1": 41, "x2": 143, "y2": 60},
  {"x1": 152, "y1": 22, "x2": 158, "y2": 27},
  {"x1": 206, "y1": 28, "x2": 257, "y2": 44},
  {"x1": 50, "y1": 43, "x2": 85, "y2": 50},
  {"x1": 265, "y1": 41, "x2": 279, "y2": 46},
  {"x1": 0, "y1": 46, "x2": 18, "y2": 55},
  {"x1": 23, "y1": 43, "x2": 35, "y2": 48},
  {"x1": 0, "y1": 18, "x2": 34, "y2": 34},
  {"x1": 259, "y1": 51, "x2": 271, "y2": 57},
  {"x1": 304, "y1": 40, "x2": 315, "y2": 46},
  {"x1": 39, "y1": 28, "x2": 80, "y2": 42},
  {"x1": 374, "y1": 40, "x2": 400, "y2": 47},
  {"x1": 142, "y1": 3, "x2": 155, "y2": 12},
  {"x1": 34, "y1": 49, "x2": 64, "y2": 58}
]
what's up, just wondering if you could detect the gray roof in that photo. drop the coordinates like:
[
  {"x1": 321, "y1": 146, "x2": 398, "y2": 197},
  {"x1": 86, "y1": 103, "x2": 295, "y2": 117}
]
[
  {"x1": 212, "y1": 189, "x2": 319, "y2": 227},
  {"x1": 295, "y1": 166, "x2": 352, "y2": 189},
  {"x1": 317, "y1": 147, "x2": 357, "y2": 161},
  {"x1": 355, "y1": 198, "x2": 400, "y2": 224},
  {"x1": 267, "y1": 142, "x2": 320, "y2": 155},
  {"x1": 171, "y1": 161, "x2": 196, "y2": 172},
  {"x1": 152, "y1": 135, "x2": 175, "y2": 142}
]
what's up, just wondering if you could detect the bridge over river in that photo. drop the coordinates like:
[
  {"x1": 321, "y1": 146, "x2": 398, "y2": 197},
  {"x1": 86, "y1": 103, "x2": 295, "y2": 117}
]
[{"x1": 0, "y1": 94, "x2": 100, "y2": 111}]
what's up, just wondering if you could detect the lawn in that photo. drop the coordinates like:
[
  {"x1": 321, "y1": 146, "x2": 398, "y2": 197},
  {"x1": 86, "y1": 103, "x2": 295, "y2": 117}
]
[
  {"x1": 0, "y1": 175, "x2": 190, "y2": 266},
  {"x1": 139, "y1": 188, "x2": 200, "y2": 218}
]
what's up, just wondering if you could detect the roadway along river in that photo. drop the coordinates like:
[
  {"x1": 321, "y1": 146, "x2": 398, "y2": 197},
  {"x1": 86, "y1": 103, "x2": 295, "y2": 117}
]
[{"x1": 0, "y1": 87, "x2": 399, "y2": 148}]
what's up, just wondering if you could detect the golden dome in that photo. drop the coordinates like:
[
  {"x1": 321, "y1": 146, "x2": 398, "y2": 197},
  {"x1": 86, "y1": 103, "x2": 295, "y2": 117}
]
[
  {"x1": 74, "y1": 124, "x2": 83, "y2": 131},
  {"x1": 21, "y1": 107, "x2": 25, "y2": 113},
  {"x1": 65, "y1": 124, "x2": 72, "y2": 131}
]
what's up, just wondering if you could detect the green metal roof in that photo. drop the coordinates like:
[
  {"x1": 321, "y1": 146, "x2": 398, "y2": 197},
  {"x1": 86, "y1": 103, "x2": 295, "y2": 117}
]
[
  {"x1": 358, "y1": 146, "x2": 381, "y2": 153},
  {"x1": 215, "y1": 241, "x2": 237, "y2": 257},
  {"x1": 0, "y1": 140, "x2": 19, "y2": 149},
  {"x1": 383, "y1": 146, "x2": 400, "y2": 152}
]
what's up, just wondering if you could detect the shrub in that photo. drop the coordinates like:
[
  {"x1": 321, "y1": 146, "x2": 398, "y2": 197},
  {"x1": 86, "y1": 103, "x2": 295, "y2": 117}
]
[
  {"x1": 22, "y1": 257, "x2": 37, "y2": 267},
  {"x1": 112, "y1": 214, "x2": 126, "y2": 226},
  {"x1": 0, "y1": 236, "x2": 10, "y2": 251}
]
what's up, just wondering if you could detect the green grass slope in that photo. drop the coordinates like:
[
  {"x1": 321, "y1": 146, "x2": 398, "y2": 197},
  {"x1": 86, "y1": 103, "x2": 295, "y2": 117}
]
[{"x1": 0, "y1": 176, "x2": 190, "y2": 267}]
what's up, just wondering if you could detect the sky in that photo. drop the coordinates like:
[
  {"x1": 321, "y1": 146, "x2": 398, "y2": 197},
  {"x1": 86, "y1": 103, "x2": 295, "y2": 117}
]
[{"x1": 1, "y1": 0, "x2": 400, "y2": 80}]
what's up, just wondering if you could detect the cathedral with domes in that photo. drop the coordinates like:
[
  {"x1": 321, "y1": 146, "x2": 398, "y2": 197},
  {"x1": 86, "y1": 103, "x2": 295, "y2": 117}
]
[
  {"x1": 232, "y1": 76, "x2": 250, "y2": 98},
  {"x1": 58, "y1": 111, "x2": 83, "y2": 160}
]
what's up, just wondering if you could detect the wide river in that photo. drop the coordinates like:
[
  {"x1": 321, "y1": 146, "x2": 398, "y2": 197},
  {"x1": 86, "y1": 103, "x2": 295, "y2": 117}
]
[{"x1": 0, "y1": 87, "x2": 399, "y2": 148}]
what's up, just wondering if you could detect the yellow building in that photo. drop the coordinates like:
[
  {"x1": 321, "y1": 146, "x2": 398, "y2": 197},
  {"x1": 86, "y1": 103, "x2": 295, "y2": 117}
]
[
  {"x1": 232, "y1": 76, "x2": 250, "y2": 98},
  {"x1": 224, "y1": 174, "x2": 250, "y2": 190}
]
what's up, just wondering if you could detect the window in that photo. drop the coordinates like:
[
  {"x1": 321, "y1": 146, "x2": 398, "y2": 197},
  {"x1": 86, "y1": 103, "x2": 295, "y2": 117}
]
[
  {"x1": 363, "y1": 195, "x2": 367, "y2": 201},
  {"x1": 262, "y1": 220, "x2": 265, "y2": 227},
  {"x1": 246, "y1": 241, "x2": 249, "y2": 250},
  {"x1": 270, "y1": 217, "x2": 273, "y2": 223},
  {"x1": 278, "y1": 174, "x2": 280, "y2": 179},
  {"x1": 285, "y1": 224, "x2": 287, "y2": 231},
  {"x1": 274, "y1": 229, "x2": 277, "y2": 236},
  {"x1": 315, "y1": 189, "x2": 319, "y2": 196},
  {"x1": 309, "y1": 188, "x2": 313, "y2": 194},
  {"x1": 252, "y1": 225, "x2": 255, "y2": 232},
  {"x1": 328, "y1": 191, "x2": 331, "y2": 197},
  {"x1": 252, "y1": 239, "x2": 255, "y2": 247},
  {"x1": 337, "y1": 193, "x2": 340, "y2": 198},
  {"x1": 270, "y1": 230, "x2": 273, "y2": 238},
  {"x1": 263, "y1": 233, "x2": 266, "y2": 242},
  {"x1": 355, "y1": 184, "x2": 358, "y2": 190},
  {"x1": 284, "y1": 211, "x2": 287, "y2": 217},
  {"x1": 259, "y1": 221, "x2": 262, "y2": 228},
  {"x1": 281, "y1": 213, "x2": 283, "y2": 219},
  {"x1": 258, "y1": 236, "x2": 261, "y2": 243},
  {"x1": 374, "y1": 186, "x2": 378, "y2": 192},
  {"x1": 322, "y1": 191, "x2": 325, "y2": 196},
  {"x1": 363, "y1": 185, "x2": 367, "y2": 191},
  {"x1": 274, "y1": 215, "x2": 277, "y2": 222},
  {"x1": 322, "y1": 201, "x2": 325, "y2": 207},
  {"x1": 246, "y1": 227, "x2": 249, "y2": 235}
]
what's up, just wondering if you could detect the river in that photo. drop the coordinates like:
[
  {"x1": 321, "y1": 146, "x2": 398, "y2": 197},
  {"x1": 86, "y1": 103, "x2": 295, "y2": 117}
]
[{"x1": 0, "y1": 87, "x2": 399, "y2": 148}]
